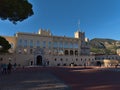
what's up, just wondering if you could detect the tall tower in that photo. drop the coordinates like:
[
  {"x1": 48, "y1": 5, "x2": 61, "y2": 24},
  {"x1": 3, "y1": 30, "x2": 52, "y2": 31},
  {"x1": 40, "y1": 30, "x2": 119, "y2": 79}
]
[{"x1": 74, "y1": 20, "x2": 85, "y2": 39}]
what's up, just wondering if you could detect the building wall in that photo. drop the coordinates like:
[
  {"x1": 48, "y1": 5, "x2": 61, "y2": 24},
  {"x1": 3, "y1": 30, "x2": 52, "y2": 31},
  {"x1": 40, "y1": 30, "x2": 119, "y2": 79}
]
[
  {"x1": 95, "y1": 54, "x2": 120, "y2": 61},
  {"x1": 1, "y1": 30, "x2": 94, "y2": 66},
  {"x1": 94, "y1": 54, "x2": 120, "y2": 66}
]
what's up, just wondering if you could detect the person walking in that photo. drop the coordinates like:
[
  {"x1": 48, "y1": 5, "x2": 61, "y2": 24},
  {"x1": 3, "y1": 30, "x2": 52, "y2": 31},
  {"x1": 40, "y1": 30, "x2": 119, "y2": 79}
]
[
  {"x1": 2, "y1": 63, "x2": 7, "y2": 74},
  {"x1": 13, "y1": 63, "x2": 17, "y2": 70},
  {"x1": 7, "y1": 63, "x2": 12, "y2": 74}
]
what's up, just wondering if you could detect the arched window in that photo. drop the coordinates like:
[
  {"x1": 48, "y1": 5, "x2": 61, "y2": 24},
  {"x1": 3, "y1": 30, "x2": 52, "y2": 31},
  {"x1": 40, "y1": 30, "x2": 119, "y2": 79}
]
[
  {"x1": 70, "y1": 50, "x2": 73, "y2": 55},
  {"x1": 64, "y1": 50, "x2": 69, "y2": 55},
  {"x1": 58, "y1": 49, "x2": 64, "y2": 55},
  {"x1": 75, "y1": 50, "x2": 78, "y2": 55}
]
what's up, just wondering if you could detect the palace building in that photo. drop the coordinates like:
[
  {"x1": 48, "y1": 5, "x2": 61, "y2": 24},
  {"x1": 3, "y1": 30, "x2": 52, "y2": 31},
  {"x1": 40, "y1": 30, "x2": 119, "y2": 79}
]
[{"x1": 1, "y1": 29, "x2": 95, "y2": 66}]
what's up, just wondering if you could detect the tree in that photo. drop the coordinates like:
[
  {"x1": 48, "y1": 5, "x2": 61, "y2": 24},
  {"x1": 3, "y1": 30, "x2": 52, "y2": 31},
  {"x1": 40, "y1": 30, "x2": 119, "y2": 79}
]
[
  {"x1": 0, "y1": 36, "x2": 11, "y2": 53},
  {"x1": 0, "y1": 0, "x2": 34, "y2": 24}
]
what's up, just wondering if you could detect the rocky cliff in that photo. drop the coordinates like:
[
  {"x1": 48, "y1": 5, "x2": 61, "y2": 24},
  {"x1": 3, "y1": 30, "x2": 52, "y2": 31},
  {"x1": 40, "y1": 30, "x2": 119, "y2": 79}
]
[{"x1": 90, "y1": 38, "x2": 120, "y2": 54}]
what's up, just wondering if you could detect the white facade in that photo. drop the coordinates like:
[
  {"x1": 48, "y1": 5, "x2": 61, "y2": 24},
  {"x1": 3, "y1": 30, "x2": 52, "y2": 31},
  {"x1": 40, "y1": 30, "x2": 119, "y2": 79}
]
[{"x1": 1, "y1": 29, "x2": 95, "y2": 66}]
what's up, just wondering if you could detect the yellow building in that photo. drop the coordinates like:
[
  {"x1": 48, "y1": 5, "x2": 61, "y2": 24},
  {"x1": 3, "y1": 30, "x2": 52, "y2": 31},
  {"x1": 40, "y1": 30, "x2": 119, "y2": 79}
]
[{"x1": 1, "y1": 29, "x2": 95, "y2": 66}]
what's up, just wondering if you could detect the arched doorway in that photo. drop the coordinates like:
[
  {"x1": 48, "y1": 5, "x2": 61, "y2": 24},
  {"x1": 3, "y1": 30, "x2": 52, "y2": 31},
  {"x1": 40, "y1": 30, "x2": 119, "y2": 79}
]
[{"x1": 36, "y1": 55, "x2": 42, "y2": 65}]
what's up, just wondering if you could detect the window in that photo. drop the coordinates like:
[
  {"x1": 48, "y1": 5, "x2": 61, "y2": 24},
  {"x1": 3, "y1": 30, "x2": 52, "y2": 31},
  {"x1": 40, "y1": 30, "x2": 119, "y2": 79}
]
[
  {"x1": 58, "y1": 49, "x2": 64, "y2": 55},
  {"x1": 64, "y1": 42, "x2": 68, "y2": 48},
  {"x1": 36, "y1": 41, "x2": 40, "y2": 48},
  {"x1": 76, "y1": 58, "x2": 78, "y2": 61},
  {"x1": 64, "y1": 50, "x2": 69, "y2": 55},
  {"x1": 53, "y1": 42, "x2": 58, "y2": 48},
  {"x1": 24, "y1": 40, "x2": 27, "y2": 48},
  {"x1": 70, "y1": 50, "x2": 73, "y2": 55},
  {"x1": 48, "y1": 41, "x2": 52, "y2": 48},
  {"x1": 73, "y1": 43, "x2": 78, "y2": 48},
  {"x1": 70, "y1": 43, "x2": 73, "y2": 48},
  {"x1": 60, "y1": 58, "x2": 63, "y2": 61},
  {"x1": 55, "y1": 58, "x2": 57, "y2": 61},
  {"x1": 43, "y1": 41, "x2": 46, "y2": 48},
  {"x1": 30, "y1": 40, "x2": 33, "y2": 48},
  {"x1": 59, "y1": 42, "x2": 63, "y2": 48},
  {"x1": 75, "y1": 50, "x2": 78, "y2": 55},
  {"x1": 18, "y1": 39, "x2": 22, "y2": 47}
]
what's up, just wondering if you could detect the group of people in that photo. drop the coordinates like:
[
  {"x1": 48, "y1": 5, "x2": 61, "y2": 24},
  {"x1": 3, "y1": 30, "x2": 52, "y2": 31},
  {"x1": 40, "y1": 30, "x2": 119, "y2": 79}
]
[{"x1": 0, "y1": 63, "x2": 17, "y2": 74}]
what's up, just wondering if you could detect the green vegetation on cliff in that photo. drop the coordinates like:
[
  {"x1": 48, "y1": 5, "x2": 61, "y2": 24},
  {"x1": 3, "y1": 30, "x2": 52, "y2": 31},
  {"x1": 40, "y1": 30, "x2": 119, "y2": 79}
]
[{"x1": 90, "y1": 38, "x2": 120, "y2": 54}]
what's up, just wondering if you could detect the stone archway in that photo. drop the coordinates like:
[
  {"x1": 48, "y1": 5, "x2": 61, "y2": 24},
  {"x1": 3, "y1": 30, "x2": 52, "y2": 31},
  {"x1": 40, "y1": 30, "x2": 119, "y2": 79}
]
[{"x1": 36, "y1": 55, "x2": 42, "y2": 65}]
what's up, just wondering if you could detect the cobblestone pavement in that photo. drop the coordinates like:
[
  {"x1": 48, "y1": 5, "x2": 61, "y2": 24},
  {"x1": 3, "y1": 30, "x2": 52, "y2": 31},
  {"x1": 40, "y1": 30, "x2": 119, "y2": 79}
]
[{"x1": 0, "y1": 67, "x2": 70, "y2": 90}]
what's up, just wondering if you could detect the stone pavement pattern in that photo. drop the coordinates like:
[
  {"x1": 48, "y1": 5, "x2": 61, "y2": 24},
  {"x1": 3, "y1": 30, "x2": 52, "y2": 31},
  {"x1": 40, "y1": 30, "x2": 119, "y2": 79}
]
[{"x1": 0, "y1": 68, "x2": 69, "y2": 90}]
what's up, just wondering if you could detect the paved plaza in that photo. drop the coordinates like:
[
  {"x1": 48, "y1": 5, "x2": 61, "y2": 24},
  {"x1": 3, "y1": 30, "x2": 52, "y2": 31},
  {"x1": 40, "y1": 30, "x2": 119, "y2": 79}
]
[
  {"x1": 0, "y1": 67, "x2": 69, "y2": 90},
  {"x1": 1, "y1": 66, "x2": 120, "y2": 90}
]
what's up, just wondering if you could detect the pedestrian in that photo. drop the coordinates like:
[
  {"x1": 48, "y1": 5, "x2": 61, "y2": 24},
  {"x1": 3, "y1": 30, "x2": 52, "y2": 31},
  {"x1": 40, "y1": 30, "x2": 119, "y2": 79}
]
[
  {"x1": 13, "y1": 63, "x2": 17, "y2": 70},
  {"x1": 115, "y1": 64, "x2": 118, "y2": 68},
  {"x1": 7, "y1": 63, "x2": 12, "y2": 74},
  {"x1": 84, "y1": 63, "x2": 86, "y2": 68},
  {"x1": 2, "y1": 63, "x2": 7, "y2": 74}
]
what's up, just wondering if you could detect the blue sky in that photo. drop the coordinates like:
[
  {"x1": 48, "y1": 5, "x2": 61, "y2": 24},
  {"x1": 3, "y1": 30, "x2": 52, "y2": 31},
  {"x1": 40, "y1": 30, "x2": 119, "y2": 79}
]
[{"x1": 0, "y1": 0, "x2": 120, "y2": 40}]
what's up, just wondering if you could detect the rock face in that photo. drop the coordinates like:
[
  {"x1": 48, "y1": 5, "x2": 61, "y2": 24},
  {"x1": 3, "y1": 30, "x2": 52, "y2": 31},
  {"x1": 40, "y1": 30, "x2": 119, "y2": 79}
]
[{"x1": 90, "y1": 38, "x2": 120, "y2": 54}]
